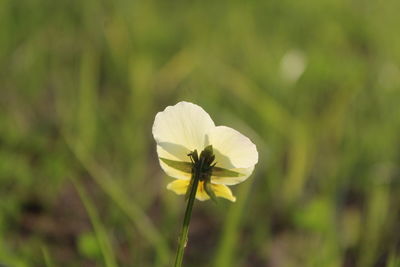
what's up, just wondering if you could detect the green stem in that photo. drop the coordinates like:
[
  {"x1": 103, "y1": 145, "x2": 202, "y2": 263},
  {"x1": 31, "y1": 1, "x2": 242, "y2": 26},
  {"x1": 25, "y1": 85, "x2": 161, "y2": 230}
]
[{"x1": 174, "y1": 177, "x2": 199, "y2": 267}]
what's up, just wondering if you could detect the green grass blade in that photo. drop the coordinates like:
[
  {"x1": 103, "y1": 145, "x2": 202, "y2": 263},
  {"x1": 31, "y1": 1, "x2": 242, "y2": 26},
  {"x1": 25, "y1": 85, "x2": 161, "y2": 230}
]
[
  {"x1": 387, "y1": 251, "x2": 400, "y2": 267},
  {"x1": 71, "y1": 178, "x2": 118, "y2": 267},
  {"x1": 63, "y1": 135, "x2": 171, "y2": 265},
  {"x1": 41, "y1": 246, "x2": 54, "y2": 267}
]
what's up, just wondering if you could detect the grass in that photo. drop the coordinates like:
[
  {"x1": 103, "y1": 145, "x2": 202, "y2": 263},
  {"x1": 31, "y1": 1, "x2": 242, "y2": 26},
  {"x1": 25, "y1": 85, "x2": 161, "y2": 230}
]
[{"x1": 0, "y1": 0, "x2": 399, "y2": 266}]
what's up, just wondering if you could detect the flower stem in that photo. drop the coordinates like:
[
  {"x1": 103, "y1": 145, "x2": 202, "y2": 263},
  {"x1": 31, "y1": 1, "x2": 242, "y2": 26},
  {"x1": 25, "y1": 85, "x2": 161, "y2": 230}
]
[{"x1": 174, "y1": 177, "x2": 199, "y2": 267}]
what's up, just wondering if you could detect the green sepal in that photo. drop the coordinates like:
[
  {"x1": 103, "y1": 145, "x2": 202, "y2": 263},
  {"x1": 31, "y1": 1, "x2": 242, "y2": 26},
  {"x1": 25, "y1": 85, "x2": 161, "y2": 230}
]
[
  {"x1": 204, "y1": 181, "x2": 218, "y2": 204},
  {"x1": 159, "y1": 157, "x2": 244, "y2": 177},
  {"x1": 159, "y1": 157, "x2": 192, "y2": 174},
  {"x1": 212, "y1": 167, "x2": 244, "y2": 177}
]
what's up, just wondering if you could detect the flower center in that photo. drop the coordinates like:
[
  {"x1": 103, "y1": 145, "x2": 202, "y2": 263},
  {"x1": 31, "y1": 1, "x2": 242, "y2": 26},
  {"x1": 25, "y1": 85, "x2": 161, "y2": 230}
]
[{"x1": 187, "y1": 145, "x2": 216, "y2": 182}]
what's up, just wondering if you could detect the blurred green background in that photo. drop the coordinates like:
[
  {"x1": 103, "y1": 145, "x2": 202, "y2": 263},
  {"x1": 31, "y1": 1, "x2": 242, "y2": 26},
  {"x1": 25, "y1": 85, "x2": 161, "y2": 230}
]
[{"x1": 1, "y1": 0, "x2": 400, "y2": 266}]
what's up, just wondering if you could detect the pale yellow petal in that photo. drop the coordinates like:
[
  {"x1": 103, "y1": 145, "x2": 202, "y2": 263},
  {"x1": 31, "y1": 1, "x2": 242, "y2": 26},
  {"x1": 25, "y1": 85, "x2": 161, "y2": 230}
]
[
  {"x1": 211, "y1": 184, "x2": 236, "y2": 202},
  {"x1": 167, "y1": 180, "x2": 211, "y2": 201},
  {"x1": 152, "y1": 102, "x2": 215, "y2": 160},
  {"x1": 195, "y1": 181, "x2": 210, "y2": 201},
  {"x1": 211, "y1": 165, "x2": 254, "y2": 186},
  {"x1": 206, "y1": 126, "x2": 257, "y2": 185},
  {"x1": 166, "y1": 180, "x2": 190, "y2": 195},
  {"x1": 157, "y1": 145, "x2": 191, "y2": 180},
  {"x1": 168, "y1": 180, "x2": 237, "y2": 202},
  {"x1": 206, "y1": 126, "x2": 258, "y2": 169}
]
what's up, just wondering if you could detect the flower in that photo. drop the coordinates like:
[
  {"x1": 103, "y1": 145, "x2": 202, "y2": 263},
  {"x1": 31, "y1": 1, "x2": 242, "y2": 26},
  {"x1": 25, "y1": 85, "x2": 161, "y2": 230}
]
[{"x1": 152, "y1": 101, "x2": 258, "y2": 202}]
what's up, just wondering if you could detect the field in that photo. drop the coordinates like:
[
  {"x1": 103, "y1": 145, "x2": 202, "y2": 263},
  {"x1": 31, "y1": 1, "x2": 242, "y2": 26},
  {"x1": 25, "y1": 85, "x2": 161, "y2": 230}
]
[{"x1": 1, "y1": 0, "x2": 400, "y2": 266}]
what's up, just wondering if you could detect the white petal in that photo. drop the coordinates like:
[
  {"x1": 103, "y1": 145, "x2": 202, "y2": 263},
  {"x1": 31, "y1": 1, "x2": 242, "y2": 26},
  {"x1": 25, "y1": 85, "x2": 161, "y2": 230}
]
[
  {"x1": 211, "y1": 165, "x2": 255, "y2": 185},
  {"x1": 206, "y1": 126, "x2": 258, "y2": 169},
  {"x1": 152, "y1": 102, "x2": 215, "y2": 161},
  {"x1": 157, "y1": 145, "x2": 191, "y2": 180}
]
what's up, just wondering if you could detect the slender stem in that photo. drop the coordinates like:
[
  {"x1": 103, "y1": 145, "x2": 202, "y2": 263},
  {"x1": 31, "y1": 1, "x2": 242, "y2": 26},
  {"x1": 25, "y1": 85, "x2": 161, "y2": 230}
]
[{"x1": 174, "y1": 177, "x2": 199, "y2": 267}]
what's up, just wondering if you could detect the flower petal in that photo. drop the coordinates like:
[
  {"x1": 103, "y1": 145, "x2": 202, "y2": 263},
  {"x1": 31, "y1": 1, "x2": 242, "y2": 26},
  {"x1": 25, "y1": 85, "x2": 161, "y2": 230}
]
[
  {"x1": 211, "y1": 184, "x2": 236, "y2": 202},
  {"x1": 167, "y1": 180, "x2": 237, "y2": 202},
  {"x1": 157, "y1": 145, "x2": 191, "y2": 180},
  {"x1": 196, "y1": 181, "x2": 211, "y2": 201},
  {"x1": 211, "y1": 165, "x2": 255, "y2": 186},
  {"x1": 206, "y1": 126, "x2": 258, "y2": 168},
  {"x1": 152, "y1": 101, "x2": 215, "y2": 161},
  {"x1": 166, "y1": 179, "x2": 190, "y2": 195},
  {"x1": 167, "y1": 180, "x2": 211, "y2": 201}
]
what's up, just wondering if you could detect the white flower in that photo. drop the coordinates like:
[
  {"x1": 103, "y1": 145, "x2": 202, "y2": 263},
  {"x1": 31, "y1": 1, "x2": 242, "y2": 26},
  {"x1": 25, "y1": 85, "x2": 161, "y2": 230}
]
[{"x1": 152, "y1": 101, "x2": 258, "y2": 202}]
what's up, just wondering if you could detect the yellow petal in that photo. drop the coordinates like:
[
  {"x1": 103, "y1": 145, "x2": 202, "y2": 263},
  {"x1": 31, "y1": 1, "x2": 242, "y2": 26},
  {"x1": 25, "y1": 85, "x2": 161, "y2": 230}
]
[
  {"x1": 167, "y1": 180, "x2": 210, "y2": 201},
  {"x1": 166, "y1": 180, "x2": 190, "y2": 195},
  {"x1": 195, "y1": 181, "x2": 210, "y2": 201},
  {"x1": 167, "y1": 180, "x2": 237, "y2": 202},
  {"x1": 211, "y1": 184, "x2": 236, "y2": 202}
]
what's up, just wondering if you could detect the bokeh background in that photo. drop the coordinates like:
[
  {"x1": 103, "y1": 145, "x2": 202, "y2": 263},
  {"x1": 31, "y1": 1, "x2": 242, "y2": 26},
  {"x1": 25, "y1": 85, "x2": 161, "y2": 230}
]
[{"x1": 1, "y1": 0, "x2": 400, "y2": 266}]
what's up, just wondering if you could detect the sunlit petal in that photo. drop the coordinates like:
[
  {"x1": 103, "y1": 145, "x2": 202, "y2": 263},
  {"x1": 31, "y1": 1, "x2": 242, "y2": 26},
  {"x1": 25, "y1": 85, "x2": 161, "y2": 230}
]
[
  {"x1": 211, "y1": 165, "x2": 254, "y2": 185},
  {"x1": 167, "y1": 179, "x2": 190, "y2": 195},
  {"x1": 157, "y1": 145, "x2": 191, "y2": 180},
  {"x1": 206, "y1": 126, "x2": 258, "y2": 169},
  {"x1": 153, "y1": 102, "x2": 215, "y2": 160},
  {"x1": 211, "y1": 184, "x2": 236, "y2": 202},
  {"x1": 195, "y1": 181, "x2": 210, "y2": 201}
]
